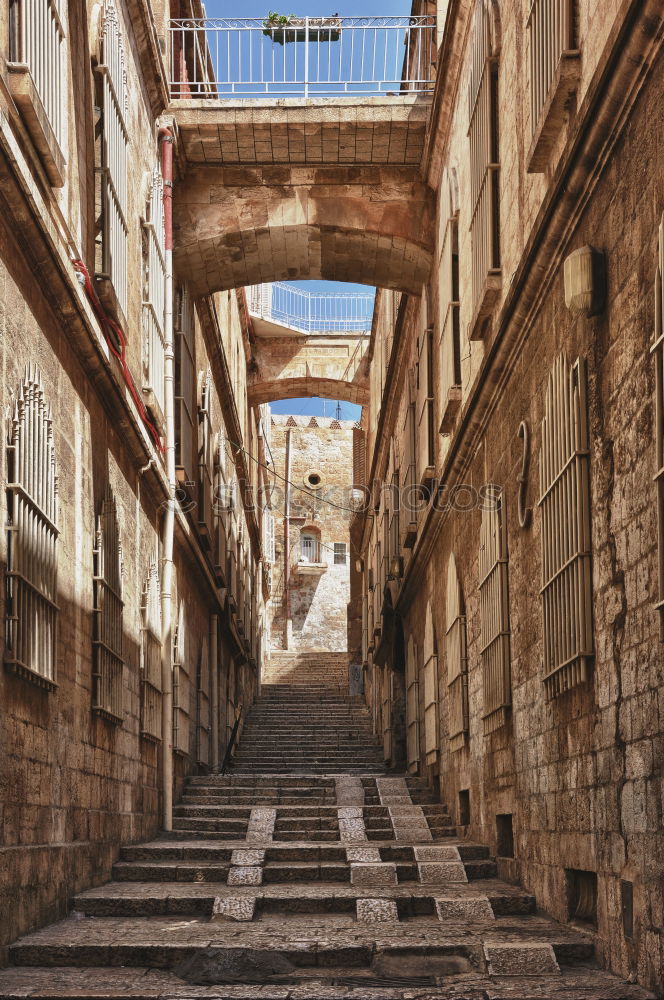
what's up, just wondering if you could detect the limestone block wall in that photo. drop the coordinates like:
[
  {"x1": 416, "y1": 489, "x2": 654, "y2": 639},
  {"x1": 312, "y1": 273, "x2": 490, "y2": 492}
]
[
  {"x1": 262, "y1": 651, "x2": 350, "y2": 688},
  {"x1": 268, "y1": 416, "x2": 354, "y2": 654}
]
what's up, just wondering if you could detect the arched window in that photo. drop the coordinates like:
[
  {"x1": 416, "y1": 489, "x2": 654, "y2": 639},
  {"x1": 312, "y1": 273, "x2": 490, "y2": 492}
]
[
  {"x1": 446, "y1": 553, "x2": 468, "y2": 750},
  {"x1": 406, "y1": 633, "x2": 420, "y2": 772},
  {"x1": 5, "y1": 367, "x2": 58, "y2": 688},
  {"x1": 479, "y1": 485, "x2": 511, "y2": 733},
  {"x1": 93, "y1": 488, "x2": 124, "y2": 721},
  {"x1": 539, "y1": 353, "x2": 592, "y2": 697},
  {"x1": 140, "y1": 557, "x2": 162, "y2": 741},
  {"x1": 299, "y1": 527, "x2": 321, "y2": 564},
  {"x1": 422, "y1": 602, "x2": 439, "y2": 764}
]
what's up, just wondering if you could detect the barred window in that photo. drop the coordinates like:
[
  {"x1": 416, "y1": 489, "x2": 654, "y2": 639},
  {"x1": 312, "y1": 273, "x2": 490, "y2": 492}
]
[
  {"x1": 416, "y1": 320, "x2": 435, "y2": 483},
  {"x1": 468, "y1": 0, "x2": 501, "y2": 334},
  {"x1": 140, "y1": 558, "x2": 162, "y2": 741},
  {"x1": 197, "y1": 369, "x2": 214, "y2": 545},
  {"x1": 539, "y1": 353, "x2": 593, "y2": 697},
  {"x1": 446, "y1": 554, "x2": 468, "y2": 750},
  {"x1": 527, "y1": 0, "x2": 579, "y2": 172},
  {"x1": 97, "y1": 0, "x2": 128, "y2": 315},
  {"x1": 479, "y1": 486, "x2": 511, "y2": 733},
  {"x1": 422, "y1": 603, "x2": 438, "y2": 764},
  {"x1": 8, "y1": 0, "x2": 66, "y2": 183},
  {"x1": 213, "y1": 433, "x2": 230, "y2": 585},
  {"x1": 173, "y1": 600, "x2": 190, "y2": 756},
  {"x1": 142, "y1": 165, "x2": 167, "y2": 418},
  {"x1": 381, "y1": 666, "x2": 392, "y2": 763},
  {"x1": 175, "y1": 286, "x2": 196, "y2": 485},
  {"x1": 439, "y1": 168, "x2": 462, "y2": 433},
  {"x1": 406, "y1": 634, "x2": 420, "y2": 771},
  {"x1": 264, "y1": 511, "x2": 276, "y2": 563},
  {"x1": 196, "y1": 635, "x2": 210, "y2": 766},
  {"x1": 654, "y1": 213, "x2": 664, "y2": 640},
  {"x1": 5, "y1": 367, "x2": 58, "y2": 689},
  {"x1": 93, "y1": 489, "x2": 124, "y2": 722},
  {"x1": 332, "y1": 542, "x2": 346, "y2": 566}
]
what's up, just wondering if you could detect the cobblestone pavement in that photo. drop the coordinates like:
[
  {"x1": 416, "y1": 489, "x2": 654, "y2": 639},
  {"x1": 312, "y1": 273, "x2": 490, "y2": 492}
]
[{"x1": 0, "y1": 686, "x2": 655, "y2": 999}]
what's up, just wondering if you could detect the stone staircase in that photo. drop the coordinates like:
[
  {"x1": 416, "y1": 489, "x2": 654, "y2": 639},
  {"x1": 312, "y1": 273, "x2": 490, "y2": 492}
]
[{"x1": 0, "y1": 683, "x2": 654, "y2": 999}]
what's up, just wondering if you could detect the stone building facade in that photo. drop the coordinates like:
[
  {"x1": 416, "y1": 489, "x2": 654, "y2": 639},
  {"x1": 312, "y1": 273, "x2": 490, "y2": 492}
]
[
  {"x1": 267, "y1": 415, "x2": 354, "y2": 662},
  {"x1": 357, "y1": 0, "x2": 664, "y2": 993},
  {"x1": 0, "y1": 0, "x2": 268, "y2": 958}
]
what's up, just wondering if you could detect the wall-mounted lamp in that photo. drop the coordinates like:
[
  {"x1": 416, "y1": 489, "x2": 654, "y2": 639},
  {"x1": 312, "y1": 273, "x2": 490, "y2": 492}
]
[
  {"x1": 354, "y1": 558, "x2": 364, "y2": 573},
  {"x1": 389, "y1": 556, "x2": 404, "y2": 579},
  {"x1": 564, "y1": 245, "x2": 606, "y2": 316}
]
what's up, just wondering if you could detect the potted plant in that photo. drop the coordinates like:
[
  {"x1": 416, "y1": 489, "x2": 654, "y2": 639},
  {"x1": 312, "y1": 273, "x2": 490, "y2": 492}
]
[{"x1": 262, "y1": 12, "x2": 342, "y2": 44}]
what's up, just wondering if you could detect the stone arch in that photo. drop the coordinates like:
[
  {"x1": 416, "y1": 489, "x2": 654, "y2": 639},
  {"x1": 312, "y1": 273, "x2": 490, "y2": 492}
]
[
  {"x1": 247, "y1": 377, "x2": 368, "y2": 408},
  {"x1": 174, "y1": 165, "x2": 435, "y2": 297}
]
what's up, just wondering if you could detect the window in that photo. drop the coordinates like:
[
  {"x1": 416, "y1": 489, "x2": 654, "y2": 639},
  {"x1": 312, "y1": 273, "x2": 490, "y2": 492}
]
[
  {"x1": 352, "y1": 426, "x2": 367, "y2": 490},
  {"x1": 406, "y1": 634, "x2": 420, "y2": 772},
  {"x1": 458, "y1": 789, "x2": 471, "y2": 826},
  {"x1": 264, "y1": 511, "x2": 276, "y2": 563},
  {"x1": 140, "y1": 557, "x2": 162, "y2": 741},
  {"x1": 196, "y1": 635, "x2": 210, "y2": 767},
  {"x1": 496, "y1": 813, "x2": 514, "y2": 857},
  {"x1": 8, "y1": 0, "x2": 66, "y2": 184},
  {"x1": 527, "y1": 0, "x2": 580, "y2": 172},
  {"x1": 334, "y1": 542, "x2": 347, "y2": 565},
  {"x1": 479, "y1": 486, "x2": 511, "y2": 733},
  {"x1": 468, "y1": 0, "x2": 501, "y2": 336},
  {"x1": 416, "y1": 318, "x2": 435, "y2": 483},
  {"x1": 538, "y1": 353, "x2": 593, "y2": 697},
  {"x1": 402, "y1": 386, "x2": 418, "y2": 548},
  {"x1": 446, "y1": 554, "x2": 468, "y2": 751},
  {"x1": 175, "y1": 286, "x2": 195, "y2": 485},
  {"x1": 5, "y1": 367, "x2": 58, "y2": 689},
  {"x1": 422, "y1": 603, "x2": 438, "y2": 764},
  {"x1": 439, "y1": 168, "x2": 462, "y2": 433},
  {"x1": 197, "y1": 369, "x2": 214, "y2": 544},
  {"x1": 173, "y1": 600, "x2": 190, "y2": 756},
  {"x1": 300, "y1": 531, "x2": 320, "y2": 564},
  {"x1": 96, "y1": 0, "x2": 129, "y2": 315},
  {"x1": 93, "y1": 488, "x2": 123, "y2": 722},
  {"x1": 142, "y1": 165, "x2": 166, "y2": 420},
  {"x1": 381, "y1": 666, "x2": 392, "y2": 762}
]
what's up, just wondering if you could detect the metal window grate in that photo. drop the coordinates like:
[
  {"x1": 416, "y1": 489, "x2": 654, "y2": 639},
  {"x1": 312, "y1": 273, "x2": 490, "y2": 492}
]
[
  {"x1": 446, "y1": 554, "x2": 468, "y2": 750},
  {"x1": 197, "y1": 369, "x2": 214, "y2": 544},
  {"x1": 468, "y1": 0, "x2": 500, "y2": 313},
  {"x1": 381, "y1": 666, "x2": 392, "y2": 762},
  {"x1": 479, "y1": 486, "x2": 511, "y2": 734},
  {"x1": 528, "y1": 0, "x2": 577, "y2": 135},
  {"x1": 422, "y1": 605, "x2": 438, "y2": 764},
  {"x1": 143, "y1": 166, "x2": 167, "y2": 415},
  {"x1": 406, "y1": 634, "x2": 419, "y2": 771},
  {"x1": 11, "y1": 0, "x2": 66, "y2": 150},
  {"x1": 334, "y1": 542, "x2": 347, "y2": 565},
  {"x1": 140, "y1": 557, "x2": 162, "y2": 741},
  {"x1": 98, "y1": 1, "x2": 128, "y2": 314},
  {"x1": 173, "y1": 599, "x2": 190, "y2": 756},
  {"x1": 5, "y1": 366, "x2": 59, "y2": 689},
  {"x1": 196, "y1": 635, "x2": 211, "y2": 766},
  {"x1": 538, "y1": 353, "x2": 593, "y2": 698},
  {"x1": 175, "y1": 286, "x2": 196, "y2": 484},
  {"x1": 417, "y1": 324, "x2": 435, "y2": 483},
  {"x1": 93, "y1": 488, "x2": 124, "y2": 722}
]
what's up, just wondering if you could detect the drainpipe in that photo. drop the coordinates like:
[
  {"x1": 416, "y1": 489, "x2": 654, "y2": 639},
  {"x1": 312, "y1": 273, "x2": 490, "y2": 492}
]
[
  {"x1": 158, "y1": 126, "x2": 175, "y2": 831},
  {"x1": 210, "y1": 614, "x2": 219, "y2": 771},
  {"x1": 284, "y1": 427, "x2": 292, "y2": 650}
]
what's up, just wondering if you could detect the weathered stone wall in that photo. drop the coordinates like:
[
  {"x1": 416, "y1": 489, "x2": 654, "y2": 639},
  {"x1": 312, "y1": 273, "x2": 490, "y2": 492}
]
[
  {"x1": 268, "y1": 416, "x2": 354, "y2": 655},
  {"x1": 262, "y1": 651, "x2": 349, "y2": 688},
  {"x1": 361, "y1": 1, "x2": 664, "y2": 994}
]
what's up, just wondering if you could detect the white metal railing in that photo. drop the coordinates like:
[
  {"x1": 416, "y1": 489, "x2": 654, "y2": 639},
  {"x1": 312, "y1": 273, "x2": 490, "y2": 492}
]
[
  {"x1": 248, "y1": 282, "x2": 374, "y2": 333},
  {"x1": 169, "y1": 16, "x2": 435, "y2": 99}
]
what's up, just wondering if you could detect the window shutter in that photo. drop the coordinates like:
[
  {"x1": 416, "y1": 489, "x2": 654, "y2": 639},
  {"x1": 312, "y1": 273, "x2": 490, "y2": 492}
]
[
  {"x1": 538, "y1": 353, "x2": 593, "y2": 697},
  {"x1": 140, "y1": 557, "x2": 162, "y2": 741},
  {"x1": 5, "y1": 367, "x2": 59, "y2": 689},
  {"x1": 143, "y1": 165, "x2": 167, "y2": 418},
  {"x1": 175, "y1": 286, "x2": 195, "y2": 484},
  {"x1": 446, "y1": 554, "x2": 468, "y2": 750},
  {"x1": 93, "y1": 488, "x2": 124, "y2": 722},
  {"x1": 479, "y1": 486, "x2": 511, "y2": 733},
  {"x1": 173, "y1": 599, "x2": 191, "y2": 756}
]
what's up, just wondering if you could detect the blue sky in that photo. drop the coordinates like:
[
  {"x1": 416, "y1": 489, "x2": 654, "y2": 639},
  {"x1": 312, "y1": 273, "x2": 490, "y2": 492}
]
[{"x1": 206, "y1": 2, "x2": 412, "y2": 17}]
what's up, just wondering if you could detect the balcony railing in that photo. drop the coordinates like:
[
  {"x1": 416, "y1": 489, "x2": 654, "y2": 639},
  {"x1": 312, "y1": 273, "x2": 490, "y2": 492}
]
[
  {"x1": 248, "y1": 282, "x2": 374, "y2": 333},
  {"x1": 169, "y1": 16, "x2": 436, "y2": 99}
]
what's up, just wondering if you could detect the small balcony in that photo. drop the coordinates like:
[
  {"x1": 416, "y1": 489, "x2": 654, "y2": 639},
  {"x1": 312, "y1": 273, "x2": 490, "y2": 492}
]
[{"x1": 169, "y1": 15, "x2": 436, "y2": 100}]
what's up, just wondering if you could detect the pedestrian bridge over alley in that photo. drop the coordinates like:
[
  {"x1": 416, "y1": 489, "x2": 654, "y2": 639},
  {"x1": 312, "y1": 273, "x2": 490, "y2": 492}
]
[
  {"x1": 168, "y1": 15, "x2": 437, "y2": 297},
  {"x1": 247, "y1": 282, "x2": 372, "y2": 405}
]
